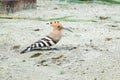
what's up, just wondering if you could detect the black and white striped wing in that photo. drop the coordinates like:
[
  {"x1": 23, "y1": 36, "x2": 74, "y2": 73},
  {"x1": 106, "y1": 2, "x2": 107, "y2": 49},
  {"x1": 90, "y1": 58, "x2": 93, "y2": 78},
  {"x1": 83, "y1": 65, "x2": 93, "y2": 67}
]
[{"x1": 20, "y1": 36, "x2": 57, "y2": 54}]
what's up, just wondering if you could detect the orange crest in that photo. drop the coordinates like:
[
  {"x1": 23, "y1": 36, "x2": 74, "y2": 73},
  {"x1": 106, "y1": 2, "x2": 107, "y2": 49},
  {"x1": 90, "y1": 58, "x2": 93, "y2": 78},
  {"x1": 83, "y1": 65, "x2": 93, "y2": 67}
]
[{"x1": 47, "y1": 21, "x2": 63, "y2": 27}]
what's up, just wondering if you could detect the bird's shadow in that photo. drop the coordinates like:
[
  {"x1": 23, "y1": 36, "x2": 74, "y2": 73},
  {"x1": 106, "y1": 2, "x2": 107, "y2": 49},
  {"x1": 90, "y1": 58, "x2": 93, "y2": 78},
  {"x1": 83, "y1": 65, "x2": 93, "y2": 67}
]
[
  {"x1": 20, "y1": 46, "x2": 78, "y2": 54},
  {"x1": 32, "y1": 48, "x2": 59, "y2": 51}
]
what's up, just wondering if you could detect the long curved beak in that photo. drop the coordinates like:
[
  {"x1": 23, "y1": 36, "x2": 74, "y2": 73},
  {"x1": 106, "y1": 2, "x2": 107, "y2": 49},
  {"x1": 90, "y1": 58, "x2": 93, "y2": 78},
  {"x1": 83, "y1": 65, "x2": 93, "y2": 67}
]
[{"x1": 63, "y1": 27, "x2": 73, "y2": 32}]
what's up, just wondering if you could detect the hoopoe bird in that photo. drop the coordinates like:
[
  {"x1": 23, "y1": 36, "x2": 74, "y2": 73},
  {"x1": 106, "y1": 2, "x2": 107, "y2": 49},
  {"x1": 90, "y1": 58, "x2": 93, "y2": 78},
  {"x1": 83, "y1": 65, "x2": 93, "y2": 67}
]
[{"x1": 20, "y1": 21, "x2": 72, "y2": 54}]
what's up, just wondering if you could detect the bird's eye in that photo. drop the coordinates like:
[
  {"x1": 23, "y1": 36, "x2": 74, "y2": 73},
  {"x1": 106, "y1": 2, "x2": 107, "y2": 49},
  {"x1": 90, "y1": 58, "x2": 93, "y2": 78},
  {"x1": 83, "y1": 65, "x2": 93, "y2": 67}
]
[
  {"x1": 50, "y1": 22, "x2": 52, "y2": 24},
  {"x1": 54, "y1": 21, "x2": 56, "y2": 23},
  {"x1": 58, "y1": 26, "x2": 60, "y2": 28}
]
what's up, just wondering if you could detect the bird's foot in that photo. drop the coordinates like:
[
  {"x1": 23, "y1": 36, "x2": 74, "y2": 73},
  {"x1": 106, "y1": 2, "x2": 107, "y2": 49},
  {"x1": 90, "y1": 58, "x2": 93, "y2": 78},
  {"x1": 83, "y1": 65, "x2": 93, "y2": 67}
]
[{"x1": 50, "y1": 48, "x2": 59, "y2": 50}]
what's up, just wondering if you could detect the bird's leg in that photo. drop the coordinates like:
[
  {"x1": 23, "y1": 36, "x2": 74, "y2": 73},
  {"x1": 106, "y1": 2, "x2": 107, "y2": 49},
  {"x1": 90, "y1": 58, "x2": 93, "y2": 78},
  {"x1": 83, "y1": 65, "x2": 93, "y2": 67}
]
[
  {"x1": 46, "y1": 47, "x2": 51, "y2": 50},
  {"x1": 51, "y1": 47, "x2": 58, "y2": 50},
  {"x1": 46, "y1": 47, "x2": 58, "y2": 50}
]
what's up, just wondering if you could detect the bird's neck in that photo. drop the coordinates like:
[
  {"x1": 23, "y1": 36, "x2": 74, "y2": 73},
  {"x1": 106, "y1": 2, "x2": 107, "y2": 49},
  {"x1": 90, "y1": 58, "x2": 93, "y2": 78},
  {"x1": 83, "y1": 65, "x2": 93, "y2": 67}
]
[
  {"x1": 52, "y1": 29, "x2": 62, "y2": 35},
  {"x1": 48, "y1": 29, "x2": 62, "y2": 42}
]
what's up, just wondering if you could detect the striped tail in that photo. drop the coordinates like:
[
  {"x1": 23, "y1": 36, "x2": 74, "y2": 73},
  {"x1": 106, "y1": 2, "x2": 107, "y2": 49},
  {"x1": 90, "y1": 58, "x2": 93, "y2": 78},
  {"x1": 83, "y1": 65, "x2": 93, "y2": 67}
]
[{"x1": 20, "y1": 36, "x2": 58, "y2": 54}]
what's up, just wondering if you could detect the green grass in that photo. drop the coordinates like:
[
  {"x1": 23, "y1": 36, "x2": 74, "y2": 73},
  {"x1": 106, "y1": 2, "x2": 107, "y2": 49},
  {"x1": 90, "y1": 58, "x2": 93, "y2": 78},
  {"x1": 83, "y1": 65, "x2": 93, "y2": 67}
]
[
  {"x1": 103, "y1": 0, "x2": 120, "y2": 4},
  {"x1": 100, "y1": 0, "x2": 120, "y2": 4},
  {"x1": 61, "y1": 0, "x2": 93, "y2": 4},
  {"x1": 34, "y1": 16, "x2": 120, "y2": 23},
  {"x1": 0, "y1": 15, "x2": 120, "y2": 23},
  {"x1": 49, "y1": 16, "x2": 73, "y2": 20},
  {"x1": 60, "y1": 0, "x2": 120, "y2": 4},
  {"x1": 37, "y1": 16, "x2": 98, "y2": 22}
]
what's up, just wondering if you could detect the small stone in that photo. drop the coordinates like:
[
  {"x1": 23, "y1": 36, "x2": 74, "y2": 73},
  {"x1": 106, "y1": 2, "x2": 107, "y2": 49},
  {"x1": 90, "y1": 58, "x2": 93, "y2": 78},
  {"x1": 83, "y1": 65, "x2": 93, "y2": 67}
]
[
  {"x1": 30, "y1": 53, "x2": 42, "y2": 58},
  {"x1": 40, "y1": 60, "x2": 48, "y2": 66},
  {"x1": 94, "y1": 78, "x2": 97, "y2": 80},
  {"x1": 69, "y1": 47, "x2": 77, "y2": 50},
  {"x1": 59, "y1": 71, "x2": 65, "y2": 75},
  {"x1": 82, "y1": 72, "x2": 86, "y2": 74},
  {"x1": 105, "y1": 38, "x2": 112, "y2": 41},
  {"x1": 99, "y1": 49, "x2": 103, "y2": 51},
  {"x1": 106, "y1": 49, "x2": 109, "y2": 51},
  {"x1": 12, "y1": 45, "x2": 20, "y2": 49},
  {"x1": 36, "y1": 64, "x2": 40, "y2": 67},
  {"x1": 99, "y1": 16, "x2": 110, "y2": 20},
  {"x1": 85, "y1": 49, "x2": 89, "y2": 51},
  {"x1": 53, "y1": 7, "x2": 58, "y2": 10},
  {"x1": 101, "y1": 70, "x2": 104, "y2": 73},
  {"x1": 22, "y1": 60, "x2": 26, "y2": 62},
  {"x1": 90, "y1": 39, "x2": 93, "y2": 42},
  {"x1": 79, "y1": 60, "x2": 85, "y2": 61},
  {"x1": 84, "y1": 29, "x2": 87, "y2": 31},
  {"x1": 86, "y1": 68, "x2": 89, "y2": 70},
  {"x1": 116, "y1": 37, "x2": 120, "y2": 39},
  {"x1": 111, "y1": 25, "x2": 118, "y2": 27},
  {"x1": 91, "y1": 45, "x2": 94, "y2": 48},
  {"x1": 74, "y1": 7, "x2": 76, "y2": 10},
  {"x1": 34, "y1": 29, "x2": 40, "y2": 31}
]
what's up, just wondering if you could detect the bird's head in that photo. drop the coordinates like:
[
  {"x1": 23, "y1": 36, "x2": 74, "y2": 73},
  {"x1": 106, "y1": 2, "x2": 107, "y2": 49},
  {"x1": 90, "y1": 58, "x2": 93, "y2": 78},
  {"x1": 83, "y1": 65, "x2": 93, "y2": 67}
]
[
  {"x1": 47, "y1": 21, "x2": 63, "y2": 30},
  {"x1": 47, "y1": 21, "x2": 73, "y2": 32}
]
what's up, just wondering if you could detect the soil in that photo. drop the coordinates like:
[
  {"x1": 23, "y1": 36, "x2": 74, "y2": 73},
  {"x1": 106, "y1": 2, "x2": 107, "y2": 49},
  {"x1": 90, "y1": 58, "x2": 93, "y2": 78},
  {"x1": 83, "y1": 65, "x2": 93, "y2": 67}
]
[{"x1": 0, "y1": 0, "x2": 120, "y2": 80}]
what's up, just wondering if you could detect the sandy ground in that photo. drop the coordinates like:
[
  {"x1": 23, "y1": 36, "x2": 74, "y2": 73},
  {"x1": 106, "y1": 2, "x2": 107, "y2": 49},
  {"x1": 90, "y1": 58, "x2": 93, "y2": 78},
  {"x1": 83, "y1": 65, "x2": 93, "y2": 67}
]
[{"x1": 0, "y1": 0, "x2": 120, "y2": 80}]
